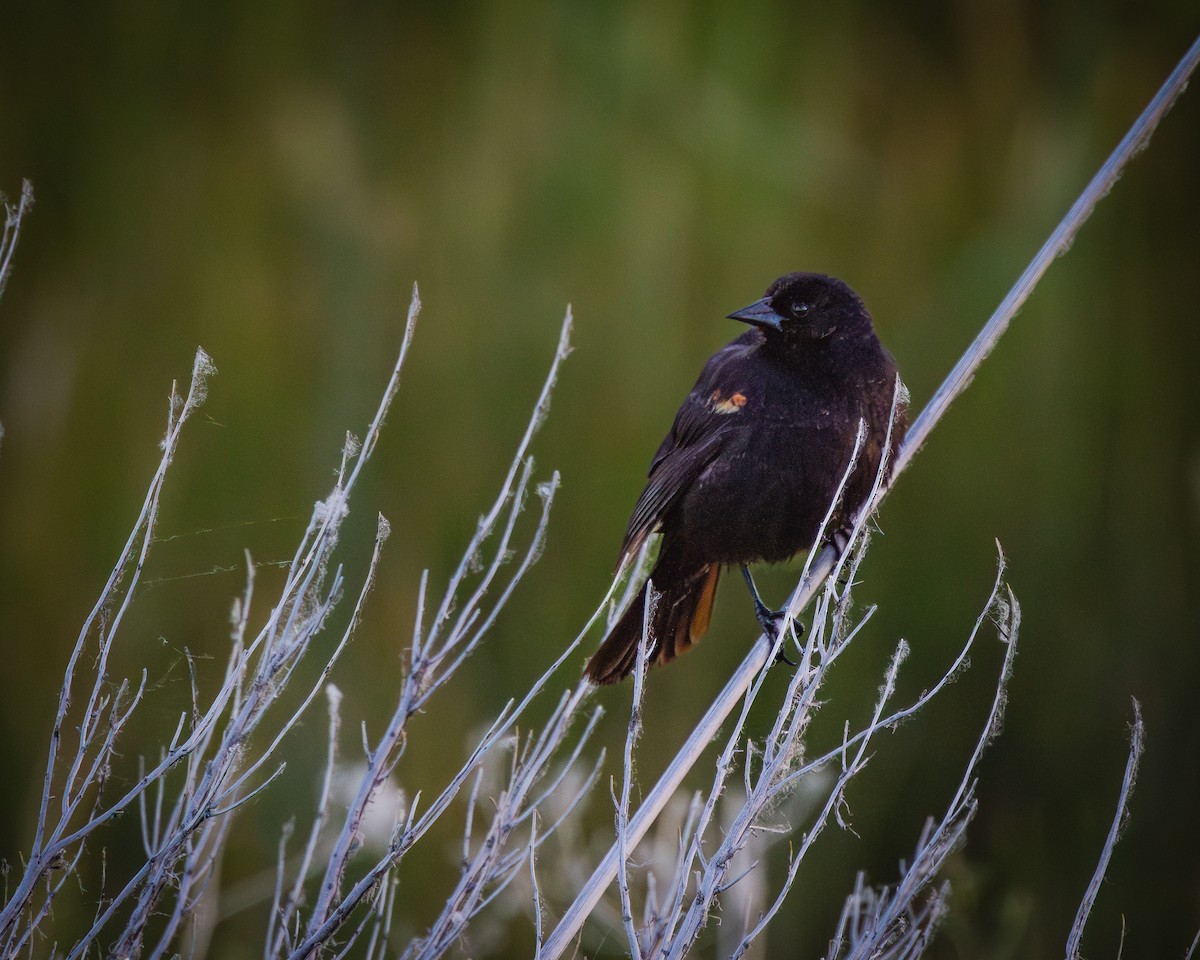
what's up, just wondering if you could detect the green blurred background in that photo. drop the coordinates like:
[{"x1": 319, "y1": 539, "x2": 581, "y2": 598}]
[{"x1": 2, "y1": 3, "x2": 1198, "y2": 958}]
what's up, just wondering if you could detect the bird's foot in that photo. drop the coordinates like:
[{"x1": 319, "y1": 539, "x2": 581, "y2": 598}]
[
  {"x1": 741, "y1": 564, "x2": 803, "y2": 666},
  {"x1": 755, "y1": 604, "x2": 804, "y2": 667}
]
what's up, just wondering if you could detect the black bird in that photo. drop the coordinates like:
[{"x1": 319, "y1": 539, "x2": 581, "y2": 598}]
[{"x1": 586, "y1": 272, "x2": 906, "y2": 685}]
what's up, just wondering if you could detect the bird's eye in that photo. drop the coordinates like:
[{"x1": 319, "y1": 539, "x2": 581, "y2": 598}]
[{"x1": 790, "y1": 302, "x2": 811, "y2": 319}]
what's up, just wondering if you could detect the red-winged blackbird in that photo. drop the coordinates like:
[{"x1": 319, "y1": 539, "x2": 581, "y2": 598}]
[{"x1": 586, "y1": 272, "x2": 906, "y2": 685}]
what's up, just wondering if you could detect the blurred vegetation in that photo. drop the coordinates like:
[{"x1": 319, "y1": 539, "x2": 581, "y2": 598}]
[{"x1": 1, "y1": 3, "x2": 1198, "y2": 957}]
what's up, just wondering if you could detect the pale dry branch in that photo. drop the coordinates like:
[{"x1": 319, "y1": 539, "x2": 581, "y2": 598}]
[
  {"x1": 1, "y1": 348, "x2": 218, "y2": 955},
  {"x1": 2, "y1": 285, "x2": 441, "y2": 960},
  {"x1": 0, "y1": 179, "x2": 33, "y2": 306},
  {"x1": 284, "y1": 310, "x2": 585, "y2": 960},
  {"x1": 1066, "y1": 700, "x2": 1146, "y2": 960},
  {"x1": 402, "y1": 687, "x2": 601, "y2": 960},
  {"x1": 824, "y1": 583, "x2": 1020, "y2": 960}
]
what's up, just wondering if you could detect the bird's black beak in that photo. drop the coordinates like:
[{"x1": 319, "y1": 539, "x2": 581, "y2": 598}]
[{"x1": 727, "y1": 297, "x2": 784, "y2": 332}]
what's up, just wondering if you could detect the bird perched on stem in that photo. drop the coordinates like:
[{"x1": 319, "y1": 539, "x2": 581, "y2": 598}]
[{"x1": 586, "y1": 272, "x2": 906, "y2": 685}]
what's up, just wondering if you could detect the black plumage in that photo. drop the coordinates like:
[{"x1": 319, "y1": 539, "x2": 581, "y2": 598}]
[{"x1": 586, "y1": 272, "x2": 906, "y2": 685}]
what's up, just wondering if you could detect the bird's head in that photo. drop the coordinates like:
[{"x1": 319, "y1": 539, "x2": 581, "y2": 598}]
[{"x1": 727, "y1": 272, "x2": 867, "y2": 344}]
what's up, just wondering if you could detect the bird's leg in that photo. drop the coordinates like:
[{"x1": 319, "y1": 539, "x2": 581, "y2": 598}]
[{"x1": 739, "y1": 565, "x2": 800, "y2": 666}]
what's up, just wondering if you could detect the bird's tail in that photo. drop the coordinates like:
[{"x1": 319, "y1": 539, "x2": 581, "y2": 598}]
[{"x1": 585, "y1": 561, "x2": 721, "y2": 685}]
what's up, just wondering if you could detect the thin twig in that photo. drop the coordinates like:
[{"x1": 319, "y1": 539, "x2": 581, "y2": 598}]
[
  {"x1": 1066, "y1": 699, "x2": 1146, "y2": 960},
  {"x1": 0, "y1": 179, "x2": 33, "y2": 305},
  {"x1": 615, "y1": 595, "x2": 655, "y2": 960}
]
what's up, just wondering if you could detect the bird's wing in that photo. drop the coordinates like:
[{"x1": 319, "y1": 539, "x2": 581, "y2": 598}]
[
  {"x1": 620, "y1": 418, "x2": 727, "y2": 559},
  {"x1": 618, "y1": 338, "x2": 752, "y2": 560}
]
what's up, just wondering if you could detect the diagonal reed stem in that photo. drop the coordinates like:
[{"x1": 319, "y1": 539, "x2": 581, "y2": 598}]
[{"x1": 540, "y1": 32, "x2": 1200, "y2": 960}]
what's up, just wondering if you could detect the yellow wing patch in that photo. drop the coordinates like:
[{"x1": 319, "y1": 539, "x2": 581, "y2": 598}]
[{"x1": 710, "y1": 389, "x2": 748, "y2": 414}]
